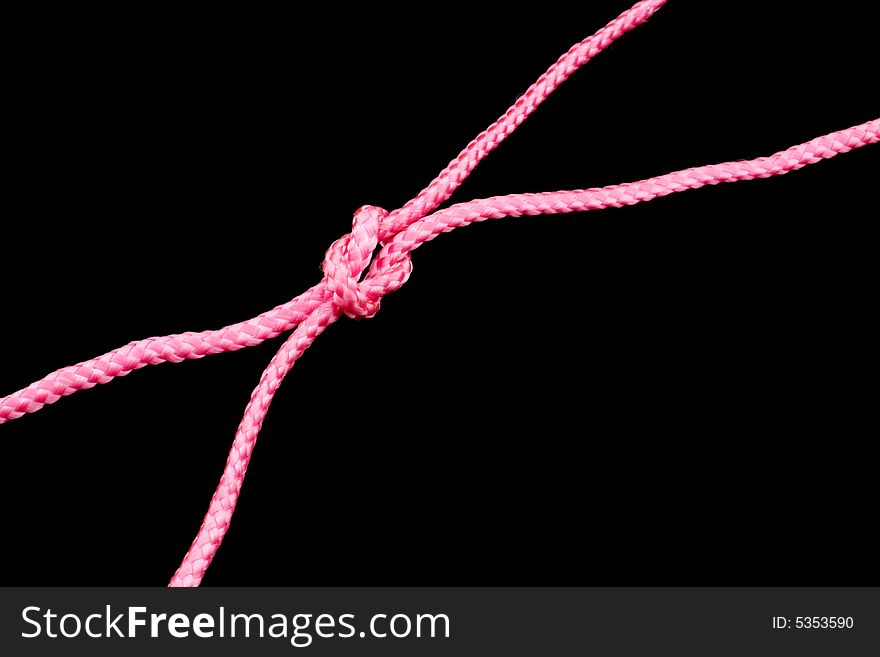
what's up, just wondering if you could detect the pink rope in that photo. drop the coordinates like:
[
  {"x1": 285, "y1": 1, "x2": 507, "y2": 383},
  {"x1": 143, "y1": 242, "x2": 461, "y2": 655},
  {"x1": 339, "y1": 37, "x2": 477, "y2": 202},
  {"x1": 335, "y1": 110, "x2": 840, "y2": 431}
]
[{"x1": 1, "y1": 0, "x2": 876, "y2": 586}]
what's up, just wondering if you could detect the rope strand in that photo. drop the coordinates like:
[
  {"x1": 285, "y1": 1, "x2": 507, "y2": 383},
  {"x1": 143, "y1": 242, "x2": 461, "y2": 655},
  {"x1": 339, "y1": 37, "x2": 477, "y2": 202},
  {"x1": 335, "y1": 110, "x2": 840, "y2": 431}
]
[{"x1": 1, "y1": 0, "x2": 876, "y2": 586}]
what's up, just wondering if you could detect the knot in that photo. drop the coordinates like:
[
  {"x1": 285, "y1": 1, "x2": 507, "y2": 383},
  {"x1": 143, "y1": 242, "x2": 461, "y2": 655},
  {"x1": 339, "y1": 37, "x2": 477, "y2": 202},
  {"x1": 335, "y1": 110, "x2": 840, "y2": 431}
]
[{"x1": 322, "y1": 206, "x2": 413, "y2": 319}]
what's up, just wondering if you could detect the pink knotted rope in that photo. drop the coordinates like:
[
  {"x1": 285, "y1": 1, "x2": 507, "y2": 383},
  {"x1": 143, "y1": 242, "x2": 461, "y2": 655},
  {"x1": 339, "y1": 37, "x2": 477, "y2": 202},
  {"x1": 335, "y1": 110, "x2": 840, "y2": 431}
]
[{"x1": 1, "y1": 0, "x2": 877, "y2": 587}]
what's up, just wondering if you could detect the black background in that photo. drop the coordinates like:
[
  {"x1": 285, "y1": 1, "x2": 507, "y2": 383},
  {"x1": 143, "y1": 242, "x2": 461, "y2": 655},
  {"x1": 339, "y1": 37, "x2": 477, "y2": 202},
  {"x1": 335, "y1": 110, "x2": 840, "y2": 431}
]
[{"x1": 2, "y1": 1, "x2": 877, "y2": 585}]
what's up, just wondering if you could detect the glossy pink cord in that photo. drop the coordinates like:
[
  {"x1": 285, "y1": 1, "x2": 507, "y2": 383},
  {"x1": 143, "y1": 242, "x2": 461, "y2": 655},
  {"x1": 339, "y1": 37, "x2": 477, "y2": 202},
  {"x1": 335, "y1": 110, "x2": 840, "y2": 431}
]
[{"x1": 1, "y1": 0, "x2": 877, "y2": 586}]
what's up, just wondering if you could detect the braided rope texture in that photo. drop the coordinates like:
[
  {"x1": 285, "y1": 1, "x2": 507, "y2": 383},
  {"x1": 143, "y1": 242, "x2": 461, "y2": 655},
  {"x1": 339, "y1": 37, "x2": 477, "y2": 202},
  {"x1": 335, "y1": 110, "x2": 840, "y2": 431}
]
[{"x1": 1, "y1": 0, "x2": 877, "y2": 586}]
